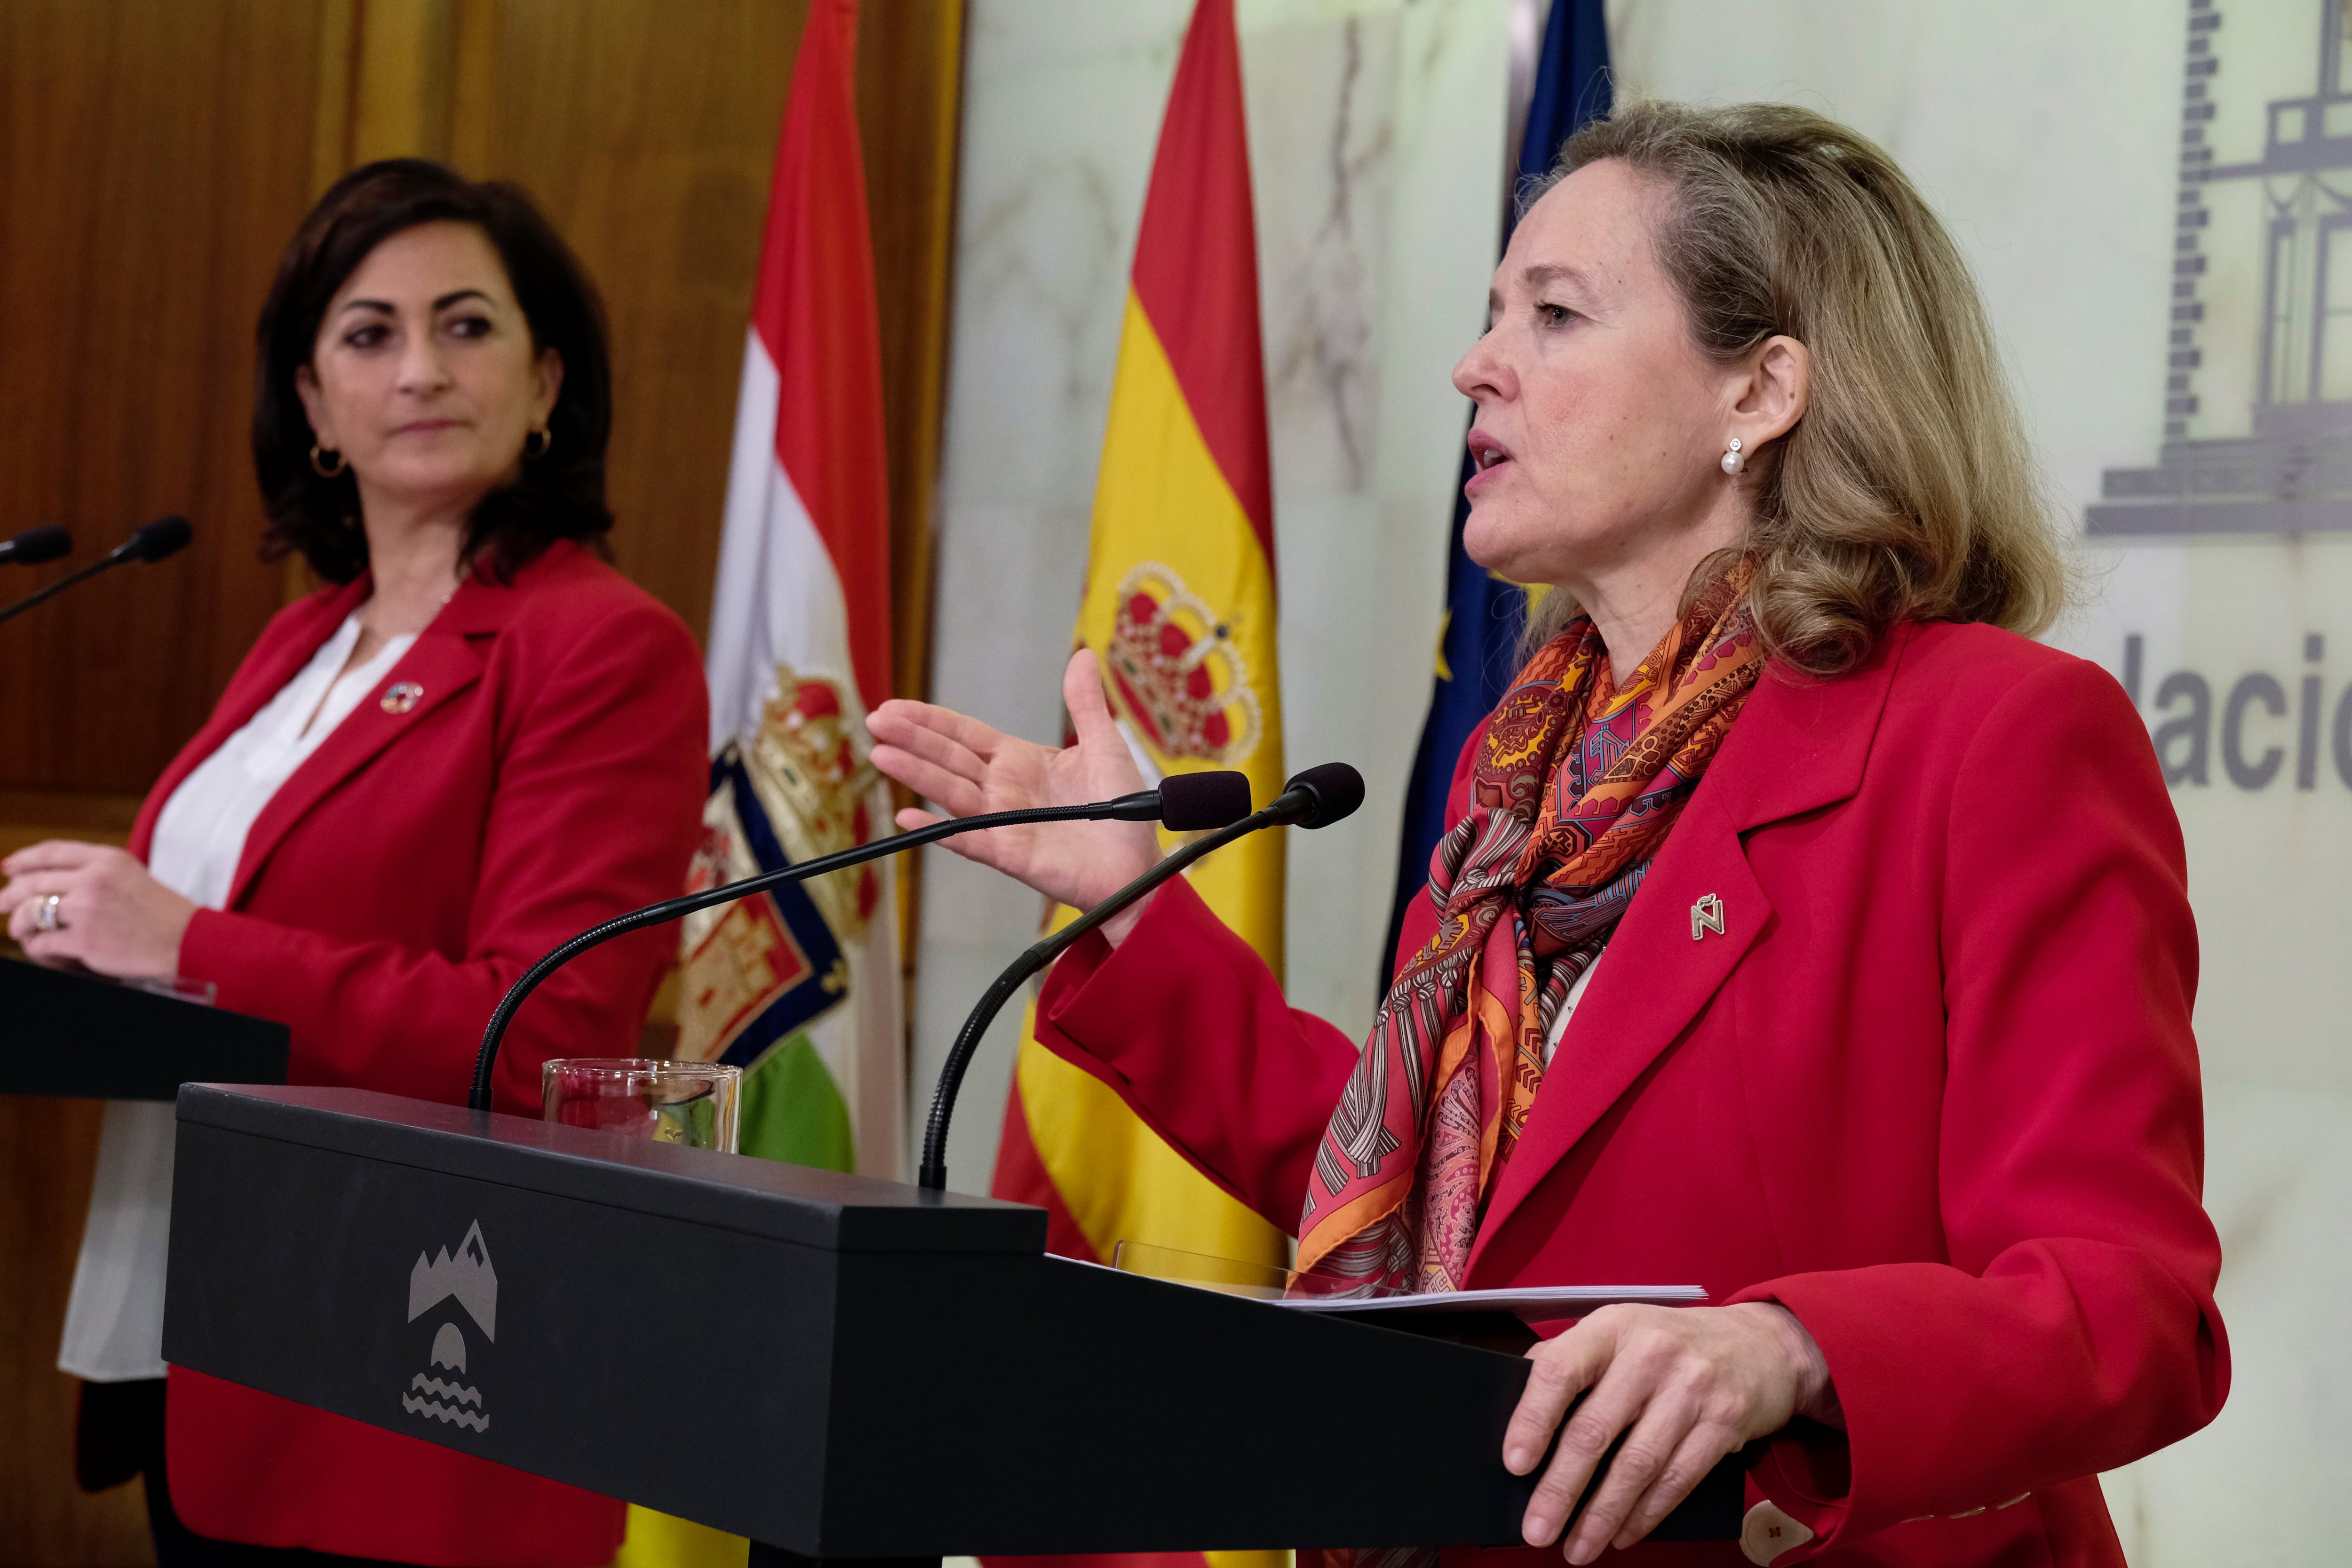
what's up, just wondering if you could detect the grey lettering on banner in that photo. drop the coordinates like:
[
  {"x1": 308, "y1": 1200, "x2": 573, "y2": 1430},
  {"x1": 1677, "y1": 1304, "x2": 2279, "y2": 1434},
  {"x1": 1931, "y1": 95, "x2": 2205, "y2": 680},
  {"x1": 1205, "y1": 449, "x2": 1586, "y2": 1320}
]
[
  {"x1": 2223, "y1": 673, "x2": 2288, "y2": 791},
  {"x1": 2331, "y1": 681, "x2": 2352, "y2": 790},
  {"x1": 2153, "y1": 671, "x2": 2212, "y2": 787},
  {"x1": 2300, "y1": 634, "x2": 2327, "y2": 789}
]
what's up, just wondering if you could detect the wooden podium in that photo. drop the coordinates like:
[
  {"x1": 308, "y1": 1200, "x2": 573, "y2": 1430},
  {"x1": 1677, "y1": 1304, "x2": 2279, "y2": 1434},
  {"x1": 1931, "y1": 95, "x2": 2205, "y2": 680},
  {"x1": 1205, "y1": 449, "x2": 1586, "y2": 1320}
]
[
  {"x1": 0, "y1": 957, "x2": 286, "y2": 1097},
  {"x1": 163, "y1": 1082, "x2": 1745, "y2": 1563}
]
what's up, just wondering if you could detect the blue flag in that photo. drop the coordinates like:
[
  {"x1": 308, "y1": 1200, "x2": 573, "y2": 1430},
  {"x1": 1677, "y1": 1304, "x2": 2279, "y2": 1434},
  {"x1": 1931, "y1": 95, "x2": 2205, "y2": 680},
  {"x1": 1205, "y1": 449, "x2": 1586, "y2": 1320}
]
[{"x1": 1381, "y1": 0, "x2": 1612, "y2": 984}]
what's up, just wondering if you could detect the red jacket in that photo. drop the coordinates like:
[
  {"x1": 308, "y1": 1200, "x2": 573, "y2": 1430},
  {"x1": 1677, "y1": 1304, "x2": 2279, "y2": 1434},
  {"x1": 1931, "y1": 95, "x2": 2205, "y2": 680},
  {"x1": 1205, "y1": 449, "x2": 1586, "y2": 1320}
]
[
  {"x1": 146, "y1": 542, "x2": 707, "y2": 1566},
  {"x1": 1034, "y1": 621, "x2": 2226, "y2": 1568}
]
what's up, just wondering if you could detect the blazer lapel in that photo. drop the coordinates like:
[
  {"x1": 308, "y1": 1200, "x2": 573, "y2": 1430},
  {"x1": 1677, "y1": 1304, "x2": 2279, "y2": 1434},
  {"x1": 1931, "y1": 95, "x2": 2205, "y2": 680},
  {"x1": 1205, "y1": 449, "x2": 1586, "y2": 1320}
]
[
  {"x1": 1464, "y1": 626, "x2": 1914, "y2": 1274},
  {"x1": 224, "y1": 596, "x2": 498, "y2": 909},
  {"x1": 131, "y1": 580, "x2": 373, "y2": 861}
]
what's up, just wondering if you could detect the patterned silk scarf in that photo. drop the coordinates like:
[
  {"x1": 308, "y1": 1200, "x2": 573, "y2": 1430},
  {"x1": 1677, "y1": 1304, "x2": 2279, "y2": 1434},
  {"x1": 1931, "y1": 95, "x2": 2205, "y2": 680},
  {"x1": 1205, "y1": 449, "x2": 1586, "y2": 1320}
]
[{"x1": 1296, "y1": 561, "x2": 1764, "y2": 1294}]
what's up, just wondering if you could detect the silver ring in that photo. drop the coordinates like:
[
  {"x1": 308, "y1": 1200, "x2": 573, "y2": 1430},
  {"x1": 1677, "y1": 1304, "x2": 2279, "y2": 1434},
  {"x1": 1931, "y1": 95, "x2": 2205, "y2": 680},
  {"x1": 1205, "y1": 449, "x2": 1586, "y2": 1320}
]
[{"x1": 34, "y1": 892, "x2": 63, "y2": 933}]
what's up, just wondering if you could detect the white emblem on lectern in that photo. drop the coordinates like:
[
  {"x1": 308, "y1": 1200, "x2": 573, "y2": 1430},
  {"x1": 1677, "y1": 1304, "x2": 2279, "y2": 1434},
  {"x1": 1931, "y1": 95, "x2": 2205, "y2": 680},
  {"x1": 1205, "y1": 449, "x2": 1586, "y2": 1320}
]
[{"x1": 401, "y1": 1220, "x2": 495, "y2": 1432}]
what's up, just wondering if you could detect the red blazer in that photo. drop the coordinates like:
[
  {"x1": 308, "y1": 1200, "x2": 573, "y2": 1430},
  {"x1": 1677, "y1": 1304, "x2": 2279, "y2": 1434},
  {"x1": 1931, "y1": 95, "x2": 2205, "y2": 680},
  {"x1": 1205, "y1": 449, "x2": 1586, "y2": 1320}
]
[
  {"x1": 142, "y1": 542, "x2": 707, "y2": 1567},
  {"x1": 1035, "y1": 621, "x2": 2226, "y2": 1568}
]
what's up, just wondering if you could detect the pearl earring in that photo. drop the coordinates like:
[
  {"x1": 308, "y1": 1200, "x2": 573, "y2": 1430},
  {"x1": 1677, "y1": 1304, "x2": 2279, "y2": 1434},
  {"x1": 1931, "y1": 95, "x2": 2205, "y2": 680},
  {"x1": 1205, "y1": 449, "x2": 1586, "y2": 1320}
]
[{"x1": 1719, "y1": 437, "x2": 1745, "y2": 476}]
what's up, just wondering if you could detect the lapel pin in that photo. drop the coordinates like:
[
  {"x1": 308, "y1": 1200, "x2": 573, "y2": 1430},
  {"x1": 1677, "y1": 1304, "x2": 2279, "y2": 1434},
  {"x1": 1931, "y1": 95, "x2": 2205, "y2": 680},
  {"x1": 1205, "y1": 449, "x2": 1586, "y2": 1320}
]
[
  {"x1": 381, "y1": 681, "x2": 423, "y2": 715},
  {"x1": 1690, "y1": 892, "x2": 1725, "y2": 941}
]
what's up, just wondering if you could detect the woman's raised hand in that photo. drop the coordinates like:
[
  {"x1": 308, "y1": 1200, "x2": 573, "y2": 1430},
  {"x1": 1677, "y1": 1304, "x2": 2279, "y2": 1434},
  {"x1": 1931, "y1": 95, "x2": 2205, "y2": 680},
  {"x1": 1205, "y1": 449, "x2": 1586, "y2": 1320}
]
[
  {"x1": 869, "y1": 649, "x2": 1162, "y2": 927},
  {"x1": 0, "y1": 841, "x2": 197, "y2": 979}
]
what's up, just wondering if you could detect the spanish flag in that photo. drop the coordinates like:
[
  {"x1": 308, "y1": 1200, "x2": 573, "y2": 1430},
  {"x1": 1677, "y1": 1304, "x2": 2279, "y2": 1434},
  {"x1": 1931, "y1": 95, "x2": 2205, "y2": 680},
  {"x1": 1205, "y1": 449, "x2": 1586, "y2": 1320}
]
[{"x1": 989, "y1": 3, "x2": 1289, "y2": 1564}]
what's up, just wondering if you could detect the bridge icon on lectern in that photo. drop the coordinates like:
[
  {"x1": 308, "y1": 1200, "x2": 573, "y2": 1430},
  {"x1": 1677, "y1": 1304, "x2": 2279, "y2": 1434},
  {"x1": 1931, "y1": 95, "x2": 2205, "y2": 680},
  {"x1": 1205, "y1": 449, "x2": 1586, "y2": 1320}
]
[{"x1": 2091, "y1": 1, "x2": 2352, "y2": 535}]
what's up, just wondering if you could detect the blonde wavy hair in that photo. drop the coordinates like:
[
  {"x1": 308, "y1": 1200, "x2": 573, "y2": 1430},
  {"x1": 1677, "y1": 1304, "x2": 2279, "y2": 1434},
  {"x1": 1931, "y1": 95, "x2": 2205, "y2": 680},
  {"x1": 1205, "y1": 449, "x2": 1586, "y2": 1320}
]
[{"x1": 1518, "y1": 100, "x2": 2068, "y2": 676}]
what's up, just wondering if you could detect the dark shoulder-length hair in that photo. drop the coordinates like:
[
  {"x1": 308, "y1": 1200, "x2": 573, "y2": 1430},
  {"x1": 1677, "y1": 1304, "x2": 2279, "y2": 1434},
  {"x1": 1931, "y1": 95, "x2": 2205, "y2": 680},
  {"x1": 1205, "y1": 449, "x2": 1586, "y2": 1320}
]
[{"x1": 253, "y1": 159, "x2": 614, "y2": 584}]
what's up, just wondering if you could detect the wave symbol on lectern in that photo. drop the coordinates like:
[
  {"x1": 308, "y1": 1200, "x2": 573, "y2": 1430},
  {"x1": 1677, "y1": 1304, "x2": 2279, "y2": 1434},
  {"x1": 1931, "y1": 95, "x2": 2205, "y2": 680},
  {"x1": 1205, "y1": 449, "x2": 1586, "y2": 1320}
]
[
  {"x1": 403, "y1": 1374, "x2": 490, "y2": 1432},
  {"x1": 407, "y1": 1219, "x2": 497, "y2": 1339},
  {"x1": 409, "y1": 1374, "x2": 483, "y2": 1407}
]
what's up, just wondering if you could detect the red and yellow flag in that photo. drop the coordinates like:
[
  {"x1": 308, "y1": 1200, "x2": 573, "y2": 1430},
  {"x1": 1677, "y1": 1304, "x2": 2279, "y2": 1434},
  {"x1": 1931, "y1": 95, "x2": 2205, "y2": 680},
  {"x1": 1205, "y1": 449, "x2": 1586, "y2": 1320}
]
[{"x1": 990, "y1": 6, "x2": 1290, "y2": 1565}]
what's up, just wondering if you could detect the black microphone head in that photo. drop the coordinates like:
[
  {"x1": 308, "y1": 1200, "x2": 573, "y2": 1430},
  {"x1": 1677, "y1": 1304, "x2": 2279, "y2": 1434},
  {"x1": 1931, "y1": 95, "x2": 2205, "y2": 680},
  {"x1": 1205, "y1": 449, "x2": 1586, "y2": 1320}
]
[
  {"x1": 1284, "y1": 762, "x2": 1366, "y2": 829},
  {"x1": 117, "y1": 515, "x2": 192, "y2": 564},
  {"x1": 1158, "y1": 769, "x2": 1253, "y2": 831},
  {"x1": 4, "y1": 525, "x2": 71, "y2": 565}
]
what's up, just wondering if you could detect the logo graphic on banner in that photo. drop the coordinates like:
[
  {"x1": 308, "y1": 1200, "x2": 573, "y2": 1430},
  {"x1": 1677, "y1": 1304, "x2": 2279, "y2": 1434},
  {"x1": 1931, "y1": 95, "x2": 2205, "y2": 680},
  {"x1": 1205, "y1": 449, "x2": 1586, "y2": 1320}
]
[
  {"x1": 2091, "y1": 1, "x2": 2352, "y2": 535},
  {"x1": 403, "y1": 1220, "x2": 494, "y2": 1433}
]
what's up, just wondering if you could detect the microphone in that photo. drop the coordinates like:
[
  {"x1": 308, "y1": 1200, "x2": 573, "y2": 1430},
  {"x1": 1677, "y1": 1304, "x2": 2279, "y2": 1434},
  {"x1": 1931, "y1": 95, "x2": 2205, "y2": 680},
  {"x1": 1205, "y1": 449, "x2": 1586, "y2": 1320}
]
[
  {"x1": 0, "y1": 515, "x2": 193, "y2": 627},
  {"x1": 915, "y1": 762, "x2": 1365, "y2": 1191},
  {"x1": 112, "y1": 515, "x2": 192, "y2": 564},
  {"x1": 0, "y1": 526, "x2": 71, "y2": 566},
  {"x1": 467, "y1": 770, "x2": 1256, "y2": 1111}
]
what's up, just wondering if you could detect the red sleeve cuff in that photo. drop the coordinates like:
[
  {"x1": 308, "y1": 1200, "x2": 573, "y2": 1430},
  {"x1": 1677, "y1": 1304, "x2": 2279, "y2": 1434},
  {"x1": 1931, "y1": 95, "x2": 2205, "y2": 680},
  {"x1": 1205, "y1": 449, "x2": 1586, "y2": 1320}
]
[
  {"x1": 176, "y1": 907, "x2": 256, "y2": 1008},
  {"x1": 1035, "y1": 875, "x2": 1232, "y2": 1072}
]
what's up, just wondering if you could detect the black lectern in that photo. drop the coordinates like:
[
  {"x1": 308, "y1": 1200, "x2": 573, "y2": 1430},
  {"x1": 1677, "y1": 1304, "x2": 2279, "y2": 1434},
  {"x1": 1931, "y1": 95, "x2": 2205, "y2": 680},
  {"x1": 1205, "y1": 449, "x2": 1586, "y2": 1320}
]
[
  {"x1": 0, "y1": 957, "x2": 286, "y2": 1097},
  {"x1": 165, "y1": 1083, "x2": 1743, "y2": 1561}
]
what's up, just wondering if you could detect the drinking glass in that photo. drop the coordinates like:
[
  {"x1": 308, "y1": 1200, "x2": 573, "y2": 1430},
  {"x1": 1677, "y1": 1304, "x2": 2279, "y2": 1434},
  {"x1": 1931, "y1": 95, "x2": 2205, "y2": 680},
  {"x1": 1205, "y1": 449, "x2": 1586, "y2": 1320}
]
[{"x1": 541, "y1": 1058, "x2": 741, "y2": 1152}]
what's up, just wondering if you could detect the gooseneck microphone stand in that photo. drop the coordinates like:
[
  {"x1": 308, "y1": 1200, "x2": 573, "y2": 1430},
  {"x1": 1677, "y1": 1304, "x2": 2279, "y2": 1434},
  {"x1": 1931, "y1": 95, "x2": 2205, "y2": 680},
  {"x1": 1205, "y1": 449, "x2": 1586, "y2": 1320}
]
[
  {"x1": 0, "y1": 516, "x2": 192, "y2": 627},
  {"x1": 915, "y1": 763, "x2": 1363, "y2": 1190},
  {"x1": 469, "y1": 774, "x2": 1252, "y2": 1112}
]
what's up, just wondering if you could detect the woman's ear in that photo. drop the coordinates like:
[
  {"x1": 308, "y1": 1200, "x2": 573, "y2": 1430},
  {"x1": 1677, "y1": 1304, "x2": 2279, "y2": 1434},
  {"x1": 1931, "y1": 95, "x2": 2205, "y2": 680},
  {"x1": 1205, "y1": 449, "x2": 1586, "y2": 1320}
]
[
  {"x1": 1731, "y1": 335, "x2": 1810, "y2": 449},
  {"x1": 293, "y1": 364, "x2": 335, "y2": 450},
  {"x1": 531, "y1": 347, "x2": 564, "y2": 430}
]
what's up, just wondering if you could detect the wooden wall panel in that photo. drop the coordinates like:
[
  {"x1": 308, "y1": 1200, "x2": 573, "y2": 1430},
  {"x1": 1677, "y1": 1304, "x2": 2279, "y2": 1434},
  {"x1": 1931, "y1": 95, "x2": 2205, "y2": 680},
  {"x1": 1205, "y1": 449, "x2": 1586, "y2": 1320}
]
[
  {"x1": 858, "y1": 0, "x2": 963, "y2": 704},
  {"x1": 0, "y1": 0, "x2": 324, "y2": 804},
  {"x1": 0, "y1": 6, "x2": 961, "y2": 1562},
  {"x1": 446, "y1": 0, "x2": 962, "y2": 695},
  {"x1": 0, "y1": 1096, "x2": 142, "y2": 1568},
  {"x1": 461, "y1": 0, "x2": 804, "y2": 642}
]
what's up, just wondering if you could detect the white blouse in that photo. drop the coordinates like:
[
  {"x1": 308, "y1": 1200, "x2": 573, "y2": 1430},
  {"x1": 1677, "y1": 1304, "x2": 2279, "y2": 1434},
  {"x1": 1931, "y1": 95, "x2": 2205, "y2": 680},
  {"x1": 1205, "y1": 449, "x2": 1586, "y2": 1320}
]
[{"x1": 58, "y1": 613, "x2": 415, "y2": 1381}]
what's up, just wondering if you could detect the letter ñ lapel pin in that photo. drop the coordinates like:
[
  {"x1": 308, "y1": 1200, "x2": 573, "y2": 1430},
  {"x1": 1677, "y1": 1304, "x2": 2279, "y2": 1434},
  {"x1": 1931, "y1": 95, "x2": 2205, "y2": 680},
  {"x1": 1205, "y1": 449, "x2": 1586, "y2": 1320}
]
[{"x1": 1690, "y1": 892, "x2": 1725, "y2": 941}]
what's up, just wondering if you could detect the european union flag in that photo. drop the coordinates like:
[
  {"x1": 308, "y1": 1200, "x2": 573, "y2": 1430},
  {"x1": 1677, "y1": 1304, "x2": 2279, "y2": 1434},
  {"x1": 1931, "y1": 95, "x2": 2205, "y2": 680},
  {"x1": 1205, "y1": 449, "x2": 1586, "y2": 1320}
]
[{"x1": 1381, "y1": 0, "x2": 1613, "y2": 982}]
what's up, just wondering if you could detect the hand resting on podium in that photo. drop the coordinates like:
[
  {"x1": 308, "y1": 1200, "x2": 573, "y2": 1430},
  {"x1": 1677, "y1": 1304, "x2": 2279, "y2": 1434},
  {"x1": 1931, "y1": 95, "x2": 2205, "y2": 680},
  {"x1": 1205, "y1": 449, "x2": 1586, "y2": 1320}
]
[{"x1": 1, "y1": 841, "x2": 196, "y2": 979}]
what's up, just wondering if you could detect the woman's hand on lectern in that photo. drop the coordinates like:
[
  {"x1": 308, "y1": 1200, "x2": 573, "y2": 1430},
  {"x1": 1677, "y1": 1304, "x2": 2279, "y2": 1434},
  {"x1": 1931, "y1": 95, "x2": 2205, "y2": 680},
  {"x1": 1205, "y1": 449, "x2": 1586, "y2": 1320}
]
[
  {"x1": 0, "y1": 841, "x2": 198, "y2": 979},
  {"x1": 1505, "y1": 1301, "x2": 1841, "y2": 1563},
  {"x1": 870, "y1": 648, "x2": 1162, "y2": 940}
]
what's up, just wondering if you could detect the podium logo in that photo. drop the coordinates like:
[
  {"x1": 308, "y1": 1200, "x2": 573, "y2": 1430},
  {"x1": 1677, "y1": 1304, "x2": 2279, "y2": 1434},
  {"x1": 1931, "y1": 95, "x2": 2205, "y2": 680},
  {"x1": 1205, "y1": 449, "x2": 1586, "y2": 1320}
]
[{"x1": 402, "y1": 1219, "x2": 495, "y2": 1433}]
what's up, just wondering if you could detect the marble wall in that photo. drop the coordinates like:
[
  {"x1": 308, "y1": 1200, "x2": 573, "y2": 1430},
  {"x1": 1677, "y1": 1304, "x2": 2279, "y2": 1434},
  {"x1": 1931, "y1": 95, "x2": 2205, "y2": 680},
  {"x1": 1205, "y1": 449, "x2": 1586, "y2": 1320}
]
[{"x1": 914, "y1": 0, "x2": 1512, "y2": 1190}]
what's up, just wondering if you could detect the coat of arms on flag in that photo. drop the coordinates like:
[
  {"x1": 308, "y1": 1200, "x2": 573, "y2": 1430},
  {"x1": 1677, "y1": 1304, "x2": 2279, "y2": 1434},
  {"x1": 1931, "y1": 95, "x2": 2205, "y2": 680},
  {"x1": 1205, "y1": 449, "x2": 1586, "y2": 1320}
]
[{"x1": 676, "y1": 665, "x2": 883, "y2": 1069}]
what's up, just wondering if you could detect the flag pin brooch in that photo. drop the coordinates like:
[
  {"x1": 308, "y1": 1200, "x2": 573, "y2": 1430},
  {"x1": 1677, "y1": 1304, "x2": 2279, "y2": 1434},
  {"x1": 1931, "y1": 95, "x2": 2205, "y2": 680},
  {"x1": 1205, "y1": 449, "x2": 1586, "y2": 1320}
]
[{"x1": 1690, "y1": 893, "x2": 1725, "y2": 941}]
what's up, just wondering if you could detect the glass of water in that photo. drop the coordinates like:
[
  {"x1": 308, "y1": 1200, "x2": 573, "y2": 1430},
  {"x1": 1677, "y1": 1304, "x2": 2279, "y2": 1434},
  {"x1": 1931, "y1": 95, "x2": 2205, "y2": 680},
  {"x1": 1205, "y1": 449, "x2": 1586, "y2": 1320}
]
[{"x1": 540, "y1": 1058, "x2": 741, "y2": 1152}]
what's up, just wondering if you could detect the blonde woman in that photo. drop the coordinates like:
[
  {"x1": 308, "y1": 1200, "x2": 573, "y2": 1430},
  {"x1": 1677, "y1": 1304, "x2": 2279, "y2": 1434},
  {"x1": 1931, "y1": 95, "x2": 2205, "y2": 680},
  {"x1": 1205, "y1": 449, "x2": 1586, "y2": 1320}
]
[{"x1": 870, "y1": 103, "x2": 2225, "y2": 1568}]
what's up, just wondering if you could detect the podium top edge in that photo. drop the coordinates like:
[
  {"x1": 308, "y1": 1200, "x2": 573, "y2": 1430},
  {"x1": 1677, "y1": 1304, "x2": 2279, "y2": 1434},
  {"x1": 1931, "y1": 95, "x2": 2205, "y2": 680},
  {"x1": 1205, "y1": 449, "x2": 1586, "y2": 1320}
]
[{"x1": 178, "y1": 1083, "x2": 1047, "y2": 1256}]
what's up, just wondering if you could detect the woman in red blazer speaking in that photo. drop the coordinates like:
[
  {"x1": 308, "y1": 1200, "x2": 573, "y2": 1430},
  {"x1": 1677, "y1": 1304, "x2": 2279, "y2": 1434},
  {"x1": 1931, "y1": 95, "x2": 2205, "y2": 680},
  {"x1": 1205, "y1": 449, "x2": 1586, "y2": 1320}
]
[
  {"x1": 870, "y1": 103, "x2": 2226, "y2": 1568},
  {"x1": 0, "y1": 163, "x2": 705, "y2": 1566}
]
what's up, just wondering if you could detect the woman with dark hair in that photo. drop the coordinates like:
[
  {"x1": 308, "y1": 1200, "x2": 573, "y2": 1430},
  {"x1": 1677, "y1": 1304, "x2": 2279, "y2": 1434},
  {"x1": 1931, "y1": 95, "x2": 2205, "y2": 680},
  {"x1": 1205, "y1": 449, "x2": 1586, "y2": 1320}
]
[
  {"x1": 0, "y1": 160, "x2": 705, "y2": 1565},
  {"x1": 870, "y1": 103, "x2": 2225, "y2": 1567}
]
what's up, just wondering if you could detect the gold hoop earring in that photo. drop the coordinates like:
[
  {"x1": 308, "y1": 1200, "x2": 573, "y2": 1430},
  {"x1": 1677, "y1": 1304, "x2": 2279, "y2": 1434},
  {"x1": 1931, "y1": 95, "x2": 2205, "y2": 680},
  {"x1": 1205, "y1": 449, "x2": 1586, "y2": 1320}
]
[
  {"x1": 310, "y1": 444, "x2": 347, "y2": 478},
  {"x1": 524, "y1": 427, "x2": 552, "y2": 460}
]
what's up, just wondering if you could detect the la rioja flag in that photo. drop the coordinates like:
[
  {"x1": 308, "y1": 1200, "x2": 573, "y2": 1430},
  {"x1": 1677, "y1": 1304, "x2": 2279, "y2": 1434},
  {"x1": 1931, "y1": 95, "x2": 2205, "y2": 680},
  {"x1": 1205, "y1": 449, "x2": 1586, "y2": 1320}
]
[{"x1": 678, "y1": 0, "x2": 902, "y2": 1180}]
